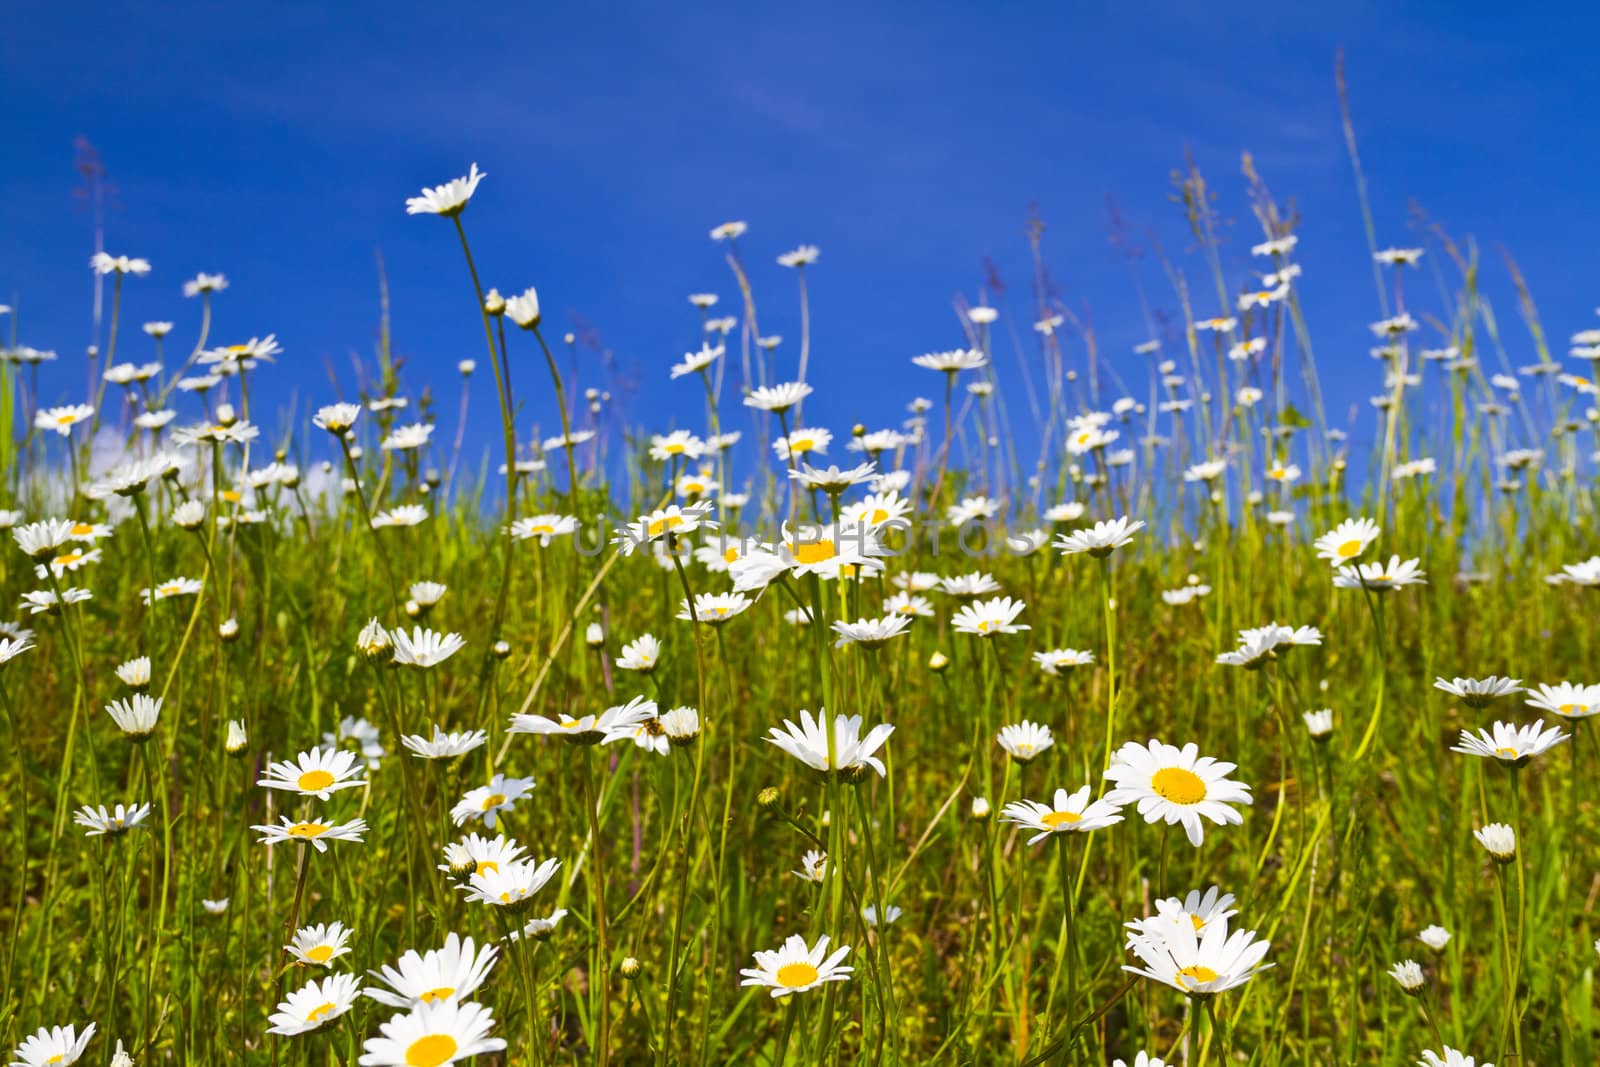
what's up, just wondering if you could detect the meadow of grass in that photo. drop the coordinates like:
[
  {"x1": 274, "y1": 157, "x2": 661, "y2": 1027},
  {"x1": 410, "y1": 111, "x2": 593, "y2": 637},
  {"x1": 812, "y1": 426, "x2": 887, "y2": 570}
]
[{"x1": 1, "y1": 135, "x2": 1598, "y2": 1067}]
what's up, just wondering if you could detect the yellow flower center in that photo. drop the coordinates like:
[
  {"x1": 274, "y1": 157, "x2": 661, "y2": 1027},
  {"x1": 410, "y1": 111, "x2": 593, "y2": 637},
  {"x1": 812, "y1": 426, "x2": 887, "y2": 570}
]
[
  {"x1": 1151, "y1": 767, "x2": 1207, "y2": 805},
  {"x1": 775, "y1": 961, "x2": 821, "y2": 989},
  {"x1": 287, "y1": 822, "x2": 328, "y2": 838},
  {"x1": 52, "y1": 551, "x2": 83, "y2": 567},
  {"x1": 1336, "y1": 539, "x2": 1363, "y2": 558},
  {"x1": 790, "y1": 437, "x2": 816, "y2": 453},
  {"x1": 647, "y1": 515, "x2": 684, "y2": 537},
  {"x1": 1040, "y1": 810, "x2": 1081, "y2": 828},
  {"x1": 305, "y1": 945, "x2": 335, "y2": 963},
  {"x1": 723, "y1": 546, "x2": 740, "y2": 563},
  {"x1": 531, "y1": 524, "x2": 554, "y2": 535},
  {"x1": 1561, "y1": 703, "x2": 1584, "y2": 715},
  {"x1": 404, "y1": 1033, "x2": 459, "y2": 1067},
  {"x1": 297, "y1": 769, "x2": 336, "y2": 792},
  {"x1": 223, "y1": 489, "x2": 242, "y2": 503},
  {"x1": 481, "y1": 793, "x2": 507, "y2": 811},
  {"x1": 306, "y1": 1001, "x2": 338, "y2": 1023},
  {"x1": 663, "y1": 443, "x2": 686, "y2": 455},
  {"x1": 1494, "y1": 747, "x2": 1519, "y2": 759},
  {"x1": 1190, "y1": 913, "x2": 1206, "y2": 932},
  {"x1": 1179, "y1": 965, "x2": 1219, "y2": 987},
  {"x1": 793, "y1": 540, "x2": 836, "y2": 565},
  {"x1": 418, "y1": 985, "x2": 456, "y2": 1004},
  {"x1": 869, "y1": 508, "x2": 889, "y2": 524},
  {"x1": 56, "y1": 413, "x2": 76, "y2": 426},
  {"x1": 70, "y1": 523, "x2": 94, "y2": 536}
]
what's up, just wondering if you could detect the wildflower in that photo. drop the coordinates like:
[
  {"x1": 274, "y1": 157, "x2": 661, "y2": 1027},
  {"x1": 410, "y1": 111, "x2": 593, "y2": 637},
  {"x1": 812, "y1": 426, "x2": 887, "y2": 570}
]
[
  {"x1": 1474, "y1": 823, "x2": 1516, "y2": 862},
  {"x1": 1054, "y1": 516, "x2": 1145, "y2": 557},
  {"x1": 1000, "y1": 785, "x2": 1123, "y2": 843},
  {"x1": 1334, "y1": 555, "x2": 1427, "y2": 591},
  {"x1": 831, "y1": 615, "x2": 912, "y2": 649},
  {"x1": 258, "y1": 747, "x2": 367, "y2": 800},
  {"x1": 403, "y1": 727, "x2": 488, "y2": 760},
  {"x1": 1524, "y1": 681, "x2": 1600, "y2": 719},
  {"x1": 460, "y1": 858, "x2": 562, "y2": 909},
  {"x1": 404, "y1": 163, "x2": 485, "y2": 217},
  {"x1": 1451, "y1": 721, "x2": 1568, "y2": 765},
  {"x1": 792, "y1": 849, "x2": 829, "y2": 883},
  {"x1": 766, "y1": 709, "x2": 894, "y2": 779},
  {"x1": 390, "y1": 627, "x2": 465, "y2": 668},
  {"x1": 1126, "y1": 887, "x2": 1238, "y2": 941},
  {"x1": 1419, "y1": 925, "x2": 1451, "y2": 951},
  {"x1": 286, "y1": 921, "x2": 355, "y2": 967},
  {"x1": 1123, "y1": 911, "x2": 1271, "y2": 996},
  {"x1": 9, "y1": 1024, "x2": 96, "y2": 1067},
  {"x1": 1389, "y1": 960, "x2": 1426, "y2": 994},
  {"x1": 1103, "y1": 739, "x2": 1252, "y2": 847},
  {"x1": 1303, "y1": 710, "x2": 1333, "y2": 739},
  {"x1": 952, "y1": 595, "x2": 1029, "y2": 636},
  {"x1": 1435, "y1": 676, "x2": 1523, "y2": 708},
  {"x1": 616, "y1": 634, "x2": 661, "y2": 672},
  {"x1": 105, "y1": 694, "x2": 162, "y2": 742},
  {"x1": 141, "y1": 577, "x2": 202, "y2": 604},
  {"x1": 450, "y1": 775, "x2": 536, "y2": 829},
  {"x1": 267, "y1": 973, "x2": 363, "y2": 1036},
  {"x1": 225, "y1": 720, "x2": 249, "y2": 756},
  {"x1": 73, "y1": 803, "x2": 152, "y2": 837},
  {"x1": 739, "y1": 935, "x2": 853, "y2": 998},
  {"x1": 1034, "y1": 648, "x2": 1095, "y2": 676},
  {"x1": 677, "y1": 592, "x2": 752, "y2": 624},
  {"x1": 911, "y1": 349, "x2": 986, "y2": 374},
  {"x1": 253, "y1": 817, "x2": 369, "y2": 852},
  {"x1": 367, "y1": 933, "x2": 499, "y2": 1009},
  {"x1": 356, "y1": 1000, "x2": 506, "y2": 1066},
  {"x1": 996, "y1": 721, "x2": 1054, "y2": 764},
  {"x1": 1313, "y1": 517, "x2": 1381, "y2": 564}
]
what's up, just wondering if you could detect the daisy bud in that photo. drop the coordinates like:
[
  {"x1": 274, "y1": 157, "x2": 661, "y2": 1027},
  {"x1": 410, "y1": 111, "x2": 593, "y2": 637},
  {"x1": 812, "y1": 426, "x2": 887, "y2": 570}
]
[
  {"x1": 116, "y1": 655, "x2": 152, "y2": 691},
  {"x1": 492, "y1": 640, "x2": 512, "y2": 659},
  {"x1": 971, "y1": 797, "x2": 991, "y2": 820},
  {"x1": 443, "y1": 841, "x2": 475, "y2": 877},
  {"x1": 1303, "y1": 709, "x2": 1333, "y2": 741},
  {"x1": 225, "y1": 719, "x2": 249, "y2": 756},
  {"x1": 756, "y1": 787, "x2": 780, "y2": 809},
  {"x1": 458, "y1": 359, "x2": 476, "y2": 377},
  {"x1": 111, "y1": 1040, "x2": 134, "y2": 1067},
  {"x1": 1475, "y1": 823, "x2": 1516, "y2": 863},
  {"x1": 218, "y1": 617, "x2": 240, "y2": 642},
  {"x1": 1419, "y1": 925, "x2": 1451, "y2": 951},
  {"x1": 483, "y1": 288, "x2": 506, "y2": 316},
  {"x1": 585, "y1": 622, "x2": 605, "y2": 649},
  {"x1": 661, "y1": 706, "x2": 700, "y2": 747},
  {"x1": 282, "y1": 468, "x2": 301, "y2": 489},
  {"x1": 620, "y1": 957, "x2": 641, "y2": 980},
  {"x1": 404, "y1": 599, "x2": 422, "y2": 619},
  {"x1": 356, "y1": 618, "x2": 392, "y2": 662},
  {"x1": 1387, "y1": 960, "x2": 1425, "y2": 994},
  {"x1": 215, "y1": 403, "x2": 237, "y2": 427},
  {"x1": 928, "y1": 651, "x2": 950, "y2": 673}
]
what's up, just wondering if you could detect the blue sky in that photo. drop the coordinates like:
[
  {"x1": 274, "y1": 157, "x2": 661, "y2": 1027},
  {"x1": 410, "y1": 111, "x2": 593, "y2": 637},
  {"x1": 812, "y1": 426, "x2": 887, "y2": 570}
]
[{"x1": 3, "y1": 2, "x2": 1598, "y2": 474}]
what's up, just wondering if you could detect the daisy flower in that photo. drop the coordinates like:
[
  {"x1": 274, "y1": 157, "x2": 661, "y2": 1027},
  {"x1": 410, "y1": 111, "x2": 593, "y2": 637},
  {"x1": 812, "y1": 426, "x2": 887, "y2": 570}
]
[
  {"x1": 766, "y1": 708, "x2": 894, "y2": 779},
  {"x1": 506, "y1": 910, "x2": 569, "y2": 942},
  {"x1": 1435, "y1": 676, "x2": 1523, "y2": 708},
  {"x1": 440, "y1": 833, "x2": 528, "y2": 879},
  {"x1": 105, "y1": 694, "x2": 162, "y2": 741},
  {"x1": 1419, "y1": 925, "x2": 1451, "y2": 951},
  {"x1": 35, "y1": 404, "x2": 94, "y2": 436},
  {"x1": 938, "y1": 572, "x2": 1001, "y2": 597},
  {"x1": 1126, "y1": 886, "x2": 1239, "y2": 942},
  {"x1": 744, "y1": 382, "x2": 813, "y2": 413},
  {"x1": 1450, "y1": 720, "x2": 1568, "y2": 766},
  {"x1": 911, "y1": 349, "x2": 986, "y2": 374},
  {"x1": 286, "y1": 921, "x2": 355, "y2": 967},
  {"x1": 366, "y1": 933, "x2": 499, "y2": 1008},
  {"x1": 1313, "y1": 517, "x2": 1380, "y2": 564},
  {"x1": 1112, "y1": 1053, "x2": 1169, "y2": 1067},
  {"x1": 831, "y1": 615, "x2": 912, "y2": 649},
  {"x1": 390, "y1": 627, "x2": 465, "y2": 668},
  {"x1": 1054, "y1": 516, "x2": 1145, "y2": 557},
  {"x1": 1389, "y1": 960, "x2": 1426, "y2": 993},
  {"x1": 258, "y1": 747, "x2": 368, "y2": 800},
  {"x1": 267, "y1": 973, "x2": 363, "y2": 1036},
  {"x1": 404, "y1": 163, "x2": 485, "y2": 217},
  {"x1": 504, "y1": 288, "x2": 540, "y2": 328},
  {"x1": 670, "y1": 345, "x2": 722, "y2": 379},
  {"x1": 1333, "y1": 555, "x2": 1426, "y2": 591},
  {"x1": 997, "y1": 720, "x2": 1055, "y2": 762},
  {"x1": 1123, "y1": 911, "x2": 1272, "y2": 996},
  {"x1": 615, "y1": 504, "x2": 713, "y2": 552},
  {"x1": 20, "y1": 587, "x2": 93, "y2": 614},
  {"x1": 648, "y1": 430, "x2": 705, "y2": 461},
  {"x1": 772, "y1": 428, "x2": 833, "y2": 461},
  {"x1": 1034, "y1": 648, "x2": 1095, "y2": 676},
  {"x1": 73, "y1": 802, "x2": 151, "y2": 836},
  {"x1": 141, "y1": 576, "x2": 202, "y2": 604},
  {"x1": 615, "y1": 634, "x2": 661, "y2": 672},
  {"x1": 739, "y1": 934, "x2": 853, "y2": 998},
  {"x1": 1524, "y1": 682, "x2": 1600, "y2": 720},
  {"x1": 1418, "y1": 1050, "x2": 1492, "y2": 1067},
  {"x1": 13, "y1": 519, "x2": 78, "y2": 560},
  {"x1": 460, "y1": 857, "x2": 562, "y2": 909},
  {"x1": 883, "y1": 592, "x2": 934, "y2": 618},
  {"x1": 1103, "y1": 739, "x2": 1252, "y2": 847},
  {"x1": 1000, "y1": 785, "x2": 1123, "y2": 843},
  {"x1": 1546, "y1": 556, "x2": 1600, "y2": 586},
  {"x1": 1475, "y1": 823, "x2": 1516, "y2": 862},
  {"x1": 449, "y1": 775, "x2": 536, "y2": 829},
  {"x1": 402, "y1": 727, "x2": 488, "y2": 760},
  {"x1": 371, "y1": 505, "x2": 429, "y2": 529},
  {"x1": 508, "y1": 696, "x2": 655, "y2": 745},
  {"x1": 792, "y1": 849, "x2": 829, "y2": 883},
  {"x1": 9, "y1": 1023, "x2": 96, "y2": 1067},
  {"x1": 253, "y1": 817, "x2": 369, "y2": 852},
  {"x1": 790, "y1": 462, "x2": 876, "y2": 495},
  {"x1": 677, "y1": 592, "x2": 752, "y2": 624},
  {"x1": 951, "y1": 595, "x2": 1029, "y2": 636},
  {"x1": 357, "y1": 999, "x2": 506, "y2": 1066}
]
